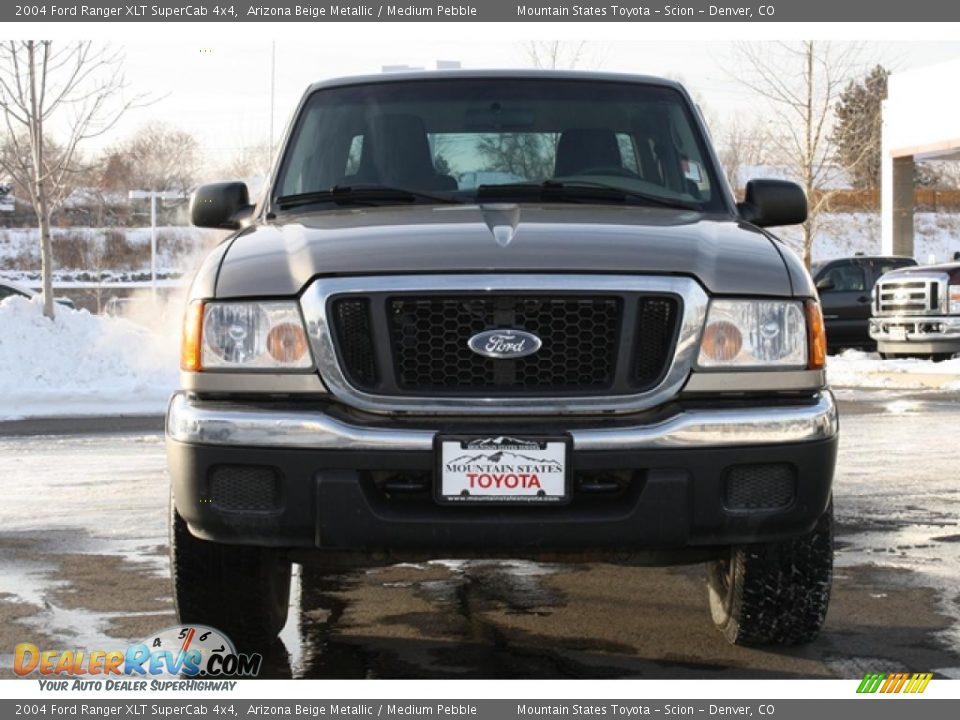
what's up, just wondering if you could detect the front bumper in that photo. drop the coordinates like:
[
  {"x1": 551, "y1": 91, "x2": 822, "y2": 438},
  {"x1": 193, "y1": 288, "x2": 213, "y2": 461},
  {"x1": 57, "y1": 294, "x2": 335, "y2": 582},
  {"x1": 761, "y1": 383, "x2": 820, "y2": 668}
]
[
  {"x1": 166, "y1": 392, "x2": 838, "y2": 555},
  {"x1": 870, "y1": 315, "x2": 960, "y2": 355}
]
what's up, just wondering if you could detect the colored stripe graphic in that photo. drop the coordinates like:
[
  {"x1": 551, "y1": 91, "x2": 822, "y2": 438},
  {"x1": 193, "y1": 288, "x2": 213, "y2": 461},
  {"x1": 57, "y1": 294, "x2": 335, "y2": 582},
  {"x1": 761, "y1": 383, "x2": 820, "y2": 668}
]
[{"x1": 857, "y1": 672, "x2": 933, "y2": 694}]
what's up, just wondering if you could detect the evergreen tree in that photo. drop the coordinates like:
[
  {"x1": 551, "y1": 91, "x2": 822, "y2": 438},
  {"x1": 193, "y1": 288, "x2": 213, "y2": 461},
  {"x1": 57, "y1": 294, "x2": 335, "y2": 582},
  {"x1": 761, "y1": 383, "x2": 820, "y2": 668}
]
[{"x1": 832, "y1": 65, "x2": 889, "y2": 190}]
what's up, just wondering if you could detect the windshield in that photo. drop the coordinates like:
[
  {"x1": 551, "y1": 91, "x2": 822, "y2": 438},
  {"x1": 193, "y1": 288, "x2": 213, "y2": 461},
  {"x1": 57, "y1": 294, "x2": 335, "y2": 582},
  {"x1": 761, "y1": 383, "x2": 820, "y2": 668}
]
[{"x1": 274, "y1": 78, "x2": 726, "y2": 211}]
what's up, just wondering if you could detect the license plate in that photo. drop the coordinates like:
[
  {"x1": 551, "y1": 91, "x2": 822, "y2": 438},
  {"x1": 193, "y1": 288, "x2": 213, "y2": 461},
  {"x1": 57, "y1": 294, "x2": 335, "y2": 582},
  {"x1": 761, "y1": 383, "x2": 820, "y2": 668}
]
[
  {"x1": 889, "y1": 326, "x2": 907, "y2": 342},
  {"x1": 436, "y1": 435, "x2": 570, "y2": 505}
]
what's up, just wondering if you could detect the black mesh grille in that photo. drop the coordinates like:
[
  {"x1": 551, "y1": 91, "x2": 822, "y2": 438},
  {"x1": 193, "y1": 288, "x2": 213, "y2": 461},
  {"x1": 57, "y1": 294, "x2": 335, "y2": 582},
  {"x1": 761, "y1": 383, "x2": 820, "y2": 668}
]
[
  {"x1": 388, "y1": 295, "x2": 621, "y2": 392},
  {"x1": 635, "y1": 297, "x2": 680, "y2": 389},
  {"x1": 723, "y1": 463, "x2": 796, "y2": 511},
  {"x1": 332, "y1": 299, "x2": 378, "y2": 387},
  {"x1": 208, "y1": 465, "x2": 281, "y2": 513}
]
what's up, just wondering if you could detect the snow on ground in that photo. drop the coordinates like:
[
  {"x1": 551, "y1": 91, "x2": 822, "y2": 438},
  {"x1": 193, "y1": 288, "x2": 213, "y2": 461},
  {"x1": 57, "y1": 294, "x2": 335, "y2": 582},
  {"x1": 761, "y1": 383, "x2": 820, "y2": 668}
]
[
  {"x1": 0, "y1": 225, "x2": 220, "y2": 286},
  {"x1": 0, "y1": 212, "x2": 959, "y2": 275},
  {"x1": 2, "y1": 282, "x2": 959, "y2": 420},
  {"x1": 0, "y1": 295, "x2": 178, "y2": 420},
  {"x1": 776, "y1": 211, "x2": 960, "y2": 263},
  {"x1": 827, "y1": 350, "x2": 960, "y2": 391}
]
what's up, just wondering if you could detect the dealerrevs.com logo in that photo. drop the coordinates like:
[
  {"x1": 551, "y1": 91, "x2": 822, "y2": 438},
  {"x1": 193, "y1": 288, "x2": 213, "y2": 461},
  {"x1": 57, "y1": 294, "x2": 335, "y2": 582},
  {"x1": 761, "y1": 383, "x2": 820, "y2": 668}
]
[{"x1": 14, "y1": 625, "x2": 262, "y2": 685}]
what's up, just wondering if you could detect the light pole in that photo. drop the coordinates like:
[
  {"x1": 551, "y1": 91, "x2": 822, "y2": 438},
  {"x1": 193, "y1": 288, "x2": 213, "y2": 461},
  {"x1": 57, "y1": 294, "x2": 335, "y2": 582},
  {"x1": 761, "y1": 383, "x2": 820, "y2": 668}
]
[{"x1": 128, "y1": 190, "x2": 187, "y2": 303}]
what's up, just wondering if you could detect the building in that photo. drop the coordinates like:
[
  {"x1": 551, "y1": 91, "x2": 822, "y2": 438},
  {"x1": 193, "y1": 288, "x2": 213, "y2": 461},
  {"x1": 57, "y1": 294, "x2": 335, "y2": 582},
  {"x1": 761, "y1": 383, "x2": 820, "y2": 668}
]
[{"x1": 881, "y1": 58, "x2": 960, "y2": 257}]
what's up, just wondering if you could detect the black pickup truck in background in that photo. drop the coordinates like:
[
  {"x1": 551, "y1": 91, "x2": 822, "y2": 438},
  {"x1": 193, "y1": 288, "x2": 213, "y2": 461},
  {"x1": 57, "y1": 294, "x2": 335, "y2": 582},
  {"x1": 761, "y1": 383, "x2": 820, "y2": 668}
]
[{"x1": 813, "y1": 255, "x2": 917, "y2": 352}]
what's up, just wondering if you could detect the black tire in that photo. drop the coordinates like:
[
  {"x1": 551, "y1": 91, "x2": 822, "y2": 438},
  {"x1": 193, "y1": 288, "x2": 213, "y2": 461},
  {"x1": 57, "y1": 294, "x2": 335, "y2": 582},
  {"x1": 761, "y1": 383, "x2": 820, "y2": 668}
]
[
  {"x1": 706, "y1": 501, "x2": 833, "y2": 646},
  {"x1": 170, "y1": 504, "x2": 292, "y2": 650}
]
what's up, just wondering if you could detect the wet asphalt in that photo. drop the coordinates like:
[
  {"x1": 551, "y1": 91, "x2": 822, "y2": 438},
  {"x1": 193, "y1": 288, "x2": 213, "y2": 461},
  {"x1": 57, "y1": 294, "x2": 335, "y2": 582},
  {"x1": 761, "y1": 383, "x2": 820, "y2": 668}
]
[{"x1": 0, "y1": 388, "x2": 958, "y2": 679}]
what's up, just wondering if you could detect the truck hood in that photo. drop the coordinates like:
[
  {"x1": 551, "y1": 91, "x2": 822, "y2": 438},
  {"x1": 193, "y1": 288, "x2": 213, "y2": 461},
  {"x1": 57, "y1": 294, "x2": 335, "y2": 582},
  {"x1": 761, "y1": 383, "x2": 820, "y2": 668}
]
[
  {"x1": 881, "y1": 262, "x2": 960, "y2": 284},
  {"x1": 214, "y1": 204, "x2": 793, "y2": 298}
]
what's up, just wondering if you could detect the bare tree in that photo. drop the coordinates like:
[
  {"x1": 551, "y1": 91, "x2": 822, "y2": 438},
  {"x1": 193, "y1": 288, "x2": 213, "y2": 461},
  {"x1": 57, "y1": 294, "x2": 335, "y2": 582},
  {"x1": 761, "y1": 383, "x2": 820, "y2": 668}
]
[
  {"x1": 0, "y1": 41, "x2": 139, "y2": 319},
  {"x1": 731, "y1": 41, "x2": 867, "y2": 268},
  {"x1": 219, "y1": 140, "x2": 274, "y2": 183},
  {"x1": 101, "y1": 122, "x2": 201, "y2": 195},
  {"x1": 716, "y1": 116, "x2": 771, "y2": 193},
  {"x1": 0, "y1": 132, "x2": 87, "y2": 211},
  {"x1": 522, "y1": 41, "x2": 604, "y2": 70},
  {"x1": 477, "y1": 133, "x2": 556, "y2": 181}
]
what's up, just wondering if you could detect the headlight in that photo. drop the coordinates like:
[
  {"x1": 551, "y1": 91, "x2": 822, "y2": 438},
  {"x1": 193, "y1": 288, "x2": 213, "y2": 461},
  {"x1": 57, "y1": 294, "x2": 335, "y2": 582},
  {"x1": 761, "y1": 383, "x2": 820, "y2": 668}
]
[
  {"x1": 698, "y1": 299, "x2": 808, "y2": 369},
  {"x1": 181, "y1": 300, "x2": 312, "y2": 371},
  {"x1": 950, "y1": 285, "x2": 960, "y2": 315}
]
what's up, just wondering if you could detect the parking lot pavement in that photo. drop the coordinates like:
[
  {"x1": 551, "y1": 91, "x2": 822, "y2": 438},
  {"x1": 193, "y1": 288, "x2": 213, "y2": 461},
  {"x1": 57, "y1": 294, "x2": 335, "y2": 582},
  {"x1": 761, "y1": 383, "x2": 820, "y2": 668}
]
[{"x1": 0, "y1": 390, "x2": 958, "y2": 679}]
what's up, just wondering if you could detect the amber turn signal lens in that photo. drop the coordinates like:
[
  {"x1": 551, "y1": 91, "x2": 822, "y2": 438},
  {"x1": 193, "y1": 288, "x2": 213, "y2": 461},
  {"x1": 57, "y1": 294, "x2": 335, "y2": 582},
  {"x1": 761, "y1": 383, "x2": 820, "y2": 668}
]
[
  {"x1": 266, "y1": 322, "x2": 309, "y2": 363},
  {"x1": 805, "y1": 299, "x2": 827, "y2": 370},
  {"x1": 180, "y1": 300, "x2": 205, "y2": 371},
  {"x1": 700, "y1": 320, "x2": 744, "y2": 363}
]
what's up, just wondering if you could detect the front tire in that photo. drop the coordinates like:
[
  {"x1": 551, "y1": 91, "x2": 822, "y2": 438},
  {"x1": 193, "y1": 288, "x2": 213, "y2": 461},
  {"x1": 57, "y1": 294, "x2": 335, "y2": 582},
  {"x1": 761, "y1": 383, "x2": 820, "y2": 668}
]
[
  {"x1": 706, "y1": 501, "x2": 833, "y2": 646},
  {"x1": 170, "y1": 505, "x2": 292, "y2": 650}
]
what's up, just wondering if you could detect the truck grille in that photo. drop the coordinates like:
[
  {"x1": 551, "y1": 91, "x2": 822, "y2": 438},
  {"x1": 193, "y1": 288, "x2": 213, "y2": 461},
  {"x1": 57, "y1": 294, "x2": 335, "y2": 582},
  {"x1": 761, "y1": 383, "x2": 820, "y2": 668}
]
[
  {"x1": 208, "y1": 465, "x2": 282, "y2": 514},
  {"x1": 723, "y1": 463, "x2": 796, "y2": 511},
  {"x1": 329, "y1": 292, "x2": 680, "y2": 396},
  {"x1": 390, "y1": 295, "x2": 621, "y2": 391},
  {"x1": 876, "y1": 278, "x2": 942, "y2": 316},
  {"x1": 332, "y1": 299, "x2": 378, "y2": 386}
]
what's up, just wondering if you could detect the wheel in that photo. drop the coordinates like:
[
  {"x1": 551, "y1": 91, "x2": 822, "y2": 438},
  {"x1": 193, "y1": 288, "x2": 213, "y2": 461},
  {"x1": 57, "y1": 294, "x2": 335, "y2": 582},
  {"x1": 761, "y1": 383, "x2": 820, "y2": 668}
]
[
  {"x1": 170, "y1": 503, "x2": 292, "y2": 650},
  {"x1": 706, "y1": 501, "x2": 833, "y2": 646}
]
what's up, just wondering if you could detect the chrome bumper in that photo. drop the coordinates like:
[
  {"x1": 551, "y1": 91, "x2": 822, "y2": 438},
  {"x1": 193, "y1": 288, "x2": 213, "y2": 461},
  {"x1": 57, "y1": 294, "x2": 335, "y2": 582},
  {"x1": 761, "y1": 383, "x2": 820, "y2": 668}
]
[
  {"x1": 166, "y1": 392, "x2": 837, "y2": 452},
  {"x1": 870, "y1": 315, "x2": 960, "y2": 342}
]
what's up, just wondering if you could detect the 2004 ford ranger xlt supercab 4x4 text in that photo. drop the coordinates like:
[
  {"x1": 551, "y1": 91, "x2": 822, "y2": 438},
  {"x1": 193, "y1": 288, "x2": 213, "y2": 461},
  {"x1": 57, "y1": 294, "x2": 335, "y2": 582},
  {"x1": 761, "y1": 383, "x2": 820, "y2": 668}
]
[{"x1": 167, "y1": 70, "x2": 837, "y2": 650}]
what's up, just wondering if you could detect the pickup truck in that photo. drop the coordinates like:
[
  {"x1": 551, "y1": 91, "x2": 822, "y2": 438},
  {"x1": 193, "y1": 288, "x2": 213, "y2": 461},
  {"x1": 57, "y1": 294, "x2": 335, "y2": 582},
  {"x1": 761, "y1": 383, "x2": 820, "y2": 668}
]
[
  {"x1": 166, "y1": 70, "x2": 837, "y2": 650},
  {"x1": 870, "y1": 261, "x2": 960, "y2": 358},
  {"x1": 812, "y1": 255, "x2": 917, "y2": 352}
]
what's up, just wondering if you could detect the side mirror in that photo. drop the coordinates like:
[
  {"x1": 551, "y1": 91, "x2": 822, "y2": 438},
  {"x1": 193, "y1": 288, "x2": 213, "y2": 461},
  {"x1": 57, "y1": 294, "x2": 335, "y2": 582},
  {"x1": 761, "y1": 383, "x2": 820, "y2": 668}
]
[
  {"x1": 737, "y1": 179, "x2": 807, "y2": 228},
  {"x1": 815, "y1": 277, "x2": 836, "y2": 292},
  {"x1": 190, "y1": 182, "x2": 254, "y2": 229}
]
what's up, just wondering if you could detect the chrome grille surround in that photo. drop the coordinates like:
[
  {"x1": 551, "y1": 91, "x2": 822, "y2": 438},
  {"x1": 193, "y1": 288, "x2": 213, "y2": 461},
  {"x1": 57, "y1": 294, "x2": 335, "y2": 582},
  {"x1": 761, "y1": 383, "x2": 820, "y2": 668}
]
[
  {"x1": 875, "y1": 273, "x2": 949, "y2": 317},
  {"x1": 300, "y1": 274, "x2": 709, "y2": 415}
]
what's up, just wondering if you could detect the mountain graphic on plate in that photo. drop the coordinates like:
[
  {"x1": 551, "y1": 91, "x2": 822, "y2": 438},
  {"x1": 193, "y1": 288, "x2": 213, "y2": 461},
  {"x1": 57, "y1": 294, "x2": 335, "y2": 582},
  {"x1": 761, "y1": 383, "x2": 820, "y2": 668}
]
[
  {"x1": 447, "y1": 449, "x2": 562, "y2": 468},
  {"x1": 467, "y1": 436, "x2": 540, "y2": 449}
]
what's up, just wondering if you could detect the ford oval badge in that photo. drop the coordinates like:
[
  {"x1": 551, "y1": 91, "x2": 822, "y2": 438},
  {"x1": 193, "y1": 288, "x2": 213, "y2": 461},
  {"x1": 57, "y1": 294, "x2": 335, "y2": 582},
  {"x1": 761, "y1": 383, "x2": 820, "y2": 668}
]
[{"x1": 467, "y1": 329, "x2": 542, "y2": 359}]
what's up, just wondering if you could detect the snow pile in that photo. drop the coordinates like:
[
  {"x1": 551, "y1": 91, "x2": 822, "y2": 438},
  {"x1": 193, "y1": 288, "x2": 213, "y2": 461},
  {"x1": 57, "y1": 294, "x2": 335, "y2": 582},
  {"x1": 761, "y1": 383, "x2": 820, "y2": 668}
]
[
  {"x1": 0, "y1": 295, "x2": 178, "y2": 420},
  {"x1": 828, "y1": 349, "x2": 960, "y2": 391}
]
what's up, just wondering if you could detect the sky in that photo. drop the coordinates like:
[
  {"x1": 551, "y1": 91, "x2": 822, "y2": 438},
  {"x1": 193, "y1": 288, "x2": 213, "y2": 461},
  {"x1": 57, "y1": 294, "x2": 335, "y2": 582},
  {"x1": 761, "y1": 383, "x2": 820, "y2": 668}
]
[{"x1": 24, "y1": 39, "x2": 960, "y2": 172}]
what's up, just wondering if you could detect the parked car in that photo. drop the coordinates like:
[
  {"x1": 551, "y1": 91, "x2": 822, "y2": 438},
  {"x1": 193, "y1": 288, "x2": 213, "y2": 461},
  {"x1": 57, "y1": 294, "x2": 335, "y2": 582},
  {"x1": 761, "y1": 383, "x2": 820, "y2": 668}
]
[
  {"x1": 0, "y1": 279, "x2": 75, "y2": 309},
  {"x1": 166, "y1": 70, "x2": 837, "y2": 649},
  {"x1": 869, "y1": 261, "x2": 960, "y2": 359},
  {"x1": 812, "y1": 255, "x2": 917, "y2": 352}
]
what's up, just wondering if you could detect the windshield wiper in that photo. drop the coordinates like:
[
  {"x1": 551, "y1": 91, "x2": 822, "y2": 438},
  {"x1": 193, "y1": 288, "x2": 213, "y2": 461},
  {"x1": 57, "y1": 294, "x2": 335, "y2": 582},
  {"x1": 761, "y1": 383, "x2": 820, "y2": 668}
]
[
  {"x1": 275, "y1": 184, "x2": 461, "y2": 210},
  {"x1": 475, "y1": 180, "x2": 702, "y2": 211}
]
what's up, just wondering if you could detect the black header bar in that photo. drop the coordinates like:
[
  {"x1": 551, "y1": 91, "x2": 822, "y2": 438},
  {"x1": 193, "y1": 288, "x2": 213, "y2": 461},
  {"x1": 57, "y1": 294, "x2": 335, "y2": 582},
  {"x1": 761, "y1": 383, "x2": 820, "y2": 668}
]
[{"x1": 5, "y1": 1, "x2": 959, "y2": 23}]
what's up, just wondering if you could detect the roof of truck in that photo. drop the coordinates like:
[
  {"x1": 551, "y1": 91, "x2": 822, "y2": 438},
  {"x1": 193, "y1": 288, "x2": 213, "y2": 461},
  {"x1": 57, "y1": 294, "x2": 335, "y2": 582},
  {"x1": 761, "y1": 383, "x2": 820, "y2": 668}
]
[{"x1": 307, "y1": 69, "x2": 685, "y2": 93}]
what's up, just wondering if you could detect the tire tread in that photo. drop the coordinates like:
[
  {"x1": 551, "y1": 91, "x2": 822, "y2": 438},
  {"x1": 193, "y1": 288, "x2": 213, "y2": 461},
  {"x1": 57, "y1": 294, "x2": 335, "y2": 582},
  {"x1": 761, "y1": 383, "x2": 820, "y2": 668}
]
[{"x1": 709, "y1": 502, "x2": 833, "y2": 646}]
